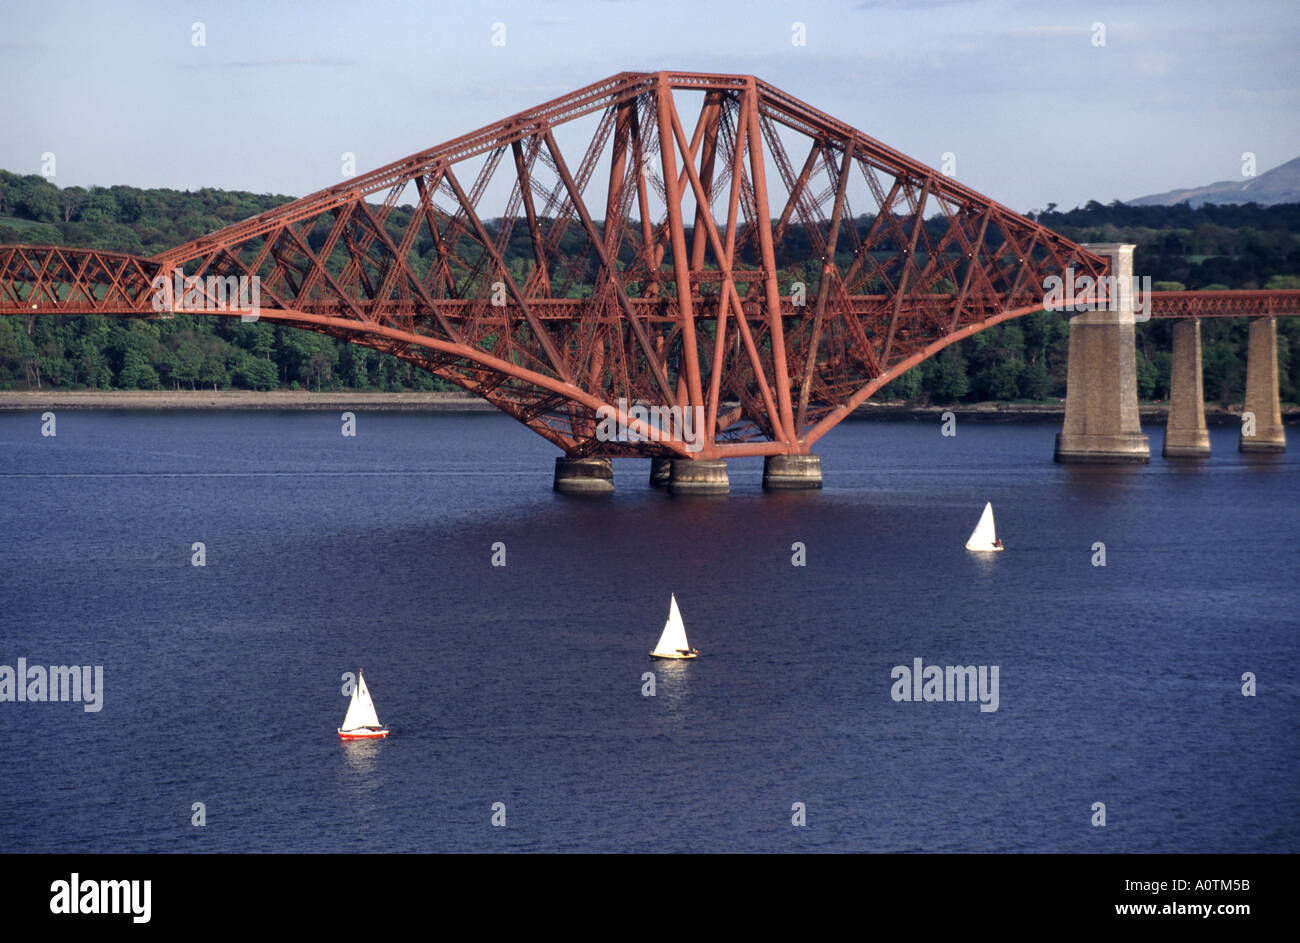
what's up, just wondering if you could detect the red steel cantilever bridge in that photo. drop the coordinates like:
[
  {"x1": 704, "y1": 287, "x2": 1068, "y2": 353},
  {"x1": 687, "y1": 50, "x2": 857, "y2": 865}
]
[{"x1": 1, "y1": 71, "x2": 1296, "y2": 464}]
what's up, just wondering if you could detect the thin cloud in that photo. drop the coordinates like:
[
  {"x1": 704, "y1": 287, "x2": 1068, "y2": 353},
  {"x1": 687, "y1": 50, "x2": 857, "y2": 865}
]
[
  {"x1": 1008, "y1": 22, "x2": 1139, "y2": 39},
  {"x1": 455, "y1": 83, "x2": 573, "y2": 102},
  {"x1": 1010, "y1": 25, "x2": 1089, "y2": 36},
  {"x1": 182, "y1": 55, "x2": 359, "y2": 70},
  {"x1": 1135, "y1": 50, "x2": 1175, "y2": 76},
  {"x1": 858, "y1": 0, "x2": 981, "y2": 7}
]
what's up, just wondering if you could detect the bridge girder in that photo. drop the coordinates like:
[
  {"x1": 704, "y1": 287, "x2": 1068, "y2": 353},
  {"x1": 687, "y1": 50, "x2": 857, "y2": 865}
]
[{"x1": 1, "y1": 72, "x2": 1296, "y2": 458}]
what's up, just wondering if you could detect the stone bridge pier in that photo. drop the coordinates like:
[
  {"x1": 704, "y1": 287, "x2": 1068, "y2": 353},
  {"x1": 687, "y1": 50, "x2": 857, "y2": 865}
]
[
  {"x1": 1240, "y1": 317, "x2": 1287, "y2": 453},
  {"x1": 1163, "y1": 318, "x2": 1211, "y2": 457},
  {"x1": 1161, "y1": 315, "x2": 1287, "y2": 456},
  {"x1": 1057, "y1": 243, "x2": 1287, "y2": 461},
  {"x1": 1054, "y1": 243, "x2": 1151, "y2": 463}
]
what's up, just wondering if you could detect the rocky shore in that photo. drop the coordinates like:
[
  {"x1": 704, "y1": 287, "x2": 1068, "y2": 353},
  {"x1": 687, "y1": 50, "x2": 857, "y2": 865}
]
[
  {"x1": 0, "y1": 390, "x2": 1293, "y2": 423},
  {"x1": 0, "y1": 390, "x2": 499, "y2": 411},
  {"x1": 845, "y1": 401, "x2": 1298, "y2": 423}
]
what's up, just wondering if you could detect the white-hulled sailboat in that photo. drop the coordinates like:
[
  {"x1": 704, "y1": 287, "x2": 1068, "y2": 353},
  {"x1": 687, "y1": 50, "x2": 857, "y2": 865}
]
[
  {"x1": 337, "y1": 669, "x2": 390, "y2": 739},
  {"x1": 650, "y1": 594, "x2": 699, "y2": 659},
  {"x1": 965, "y1": 501, "x2": 1004, "y2": 552}
]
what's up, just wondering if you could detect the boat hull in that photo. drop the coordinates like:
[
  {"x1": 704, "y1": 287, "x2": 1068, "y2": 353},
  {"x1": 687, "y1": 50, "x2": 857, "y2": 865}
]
[
  {"x1": 649, "y1": 652, "x2": 698, "y2": 659},
  {"x1": 965, "y1": 545, "x2": 1004, "y2": 552},
  {"x1": 338, "y1": 728, "x2": 389, "y2": 740}
]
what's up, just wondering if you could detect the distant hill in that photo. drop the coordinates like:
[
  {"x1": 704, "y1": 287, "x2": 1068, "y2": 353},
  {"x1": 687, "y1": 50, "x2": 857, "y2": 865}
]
[{"x1": 1128, "y1": 155, "x2": 1300, "y2": 208}]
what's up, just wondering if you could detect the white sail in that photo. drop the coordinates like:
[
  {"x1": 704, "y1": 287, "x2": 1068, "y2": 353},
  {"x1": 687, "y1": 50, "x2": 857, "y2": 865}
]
[
  {"x1": 965, "y1": 501, "x2": 1001, "y2": 551},
  {"x1": 341, "y1": 671, "x2": 382, "y2": 730},
  {"x1": 651, "y1": 594, "x2": 691, "y2": 655}
]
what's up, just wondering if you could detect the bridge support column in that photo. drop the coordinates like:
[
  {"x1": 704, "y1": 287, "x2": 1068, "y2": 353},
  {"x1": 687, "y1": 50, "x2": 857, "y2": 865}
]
[
  {"x1": 762, "y1": 454, "x2": 823, "y2": 490},
  {"x1": 1240, "y1": 316, "x2": 1287, "y2": 453},
  {"x1": 668, "y1": 459, "x2": 729, "y2": 496},
  {"x1": 1054, "y1": 243, "x2": 1150, "y2": 464},
  {"x1": 1163, "y1": 318, "x2": 1211, "y2": 457},
  {"x1": 553, "y1": 456, "x2": 614, "y2": 494},
  {"x1": 649, "y1": 456, "x2": 672, "y2": 488}
]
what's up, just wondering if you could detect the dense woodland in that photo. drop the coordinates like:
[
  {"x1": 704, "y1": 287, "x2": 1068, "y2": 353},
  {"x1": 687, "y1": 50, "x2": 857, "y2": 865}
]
[{"x1": 1, "y1": 169, "x2": 1297, "y2": 405}]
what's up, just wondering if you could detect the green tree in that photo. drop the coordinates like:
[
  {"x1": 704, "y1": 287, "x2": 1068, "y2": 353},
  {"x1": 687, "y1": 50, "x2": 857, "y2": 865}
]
[
  {"x1": 198, "y1": 339, "x2": 232, "y2": 390},
  {"x1": 985, "y1": 360, "x2": 1023, "y2": 400},
  {"x1": 1136, "y1": 350, "x2": 1158, "y2": 400},
  {"x1": 231, "y1": 350, "x2": 278, "y2": 390},
  {"x1": 172, "y1": 339, "x2": 204, "y2": 390},
  {"x1": 74, "y1": 336, "x2": 113, "y2": 388},
  {"x1": 12, "y1": 176, "x2": 59, "y2": 223},
  {"x1": 79, "y1": 189, "x2": 119, "y2": 224},
  {"x1": 880, "y1": 365, "x2": 923, "y2": 401},
  {"x1": 1020, "y1": 360, "x2": 1052, "y2": 400},
  {"x1": 933, "y1": 347, "x2": 970, "y2": 402},
  {"x1": 118, "y1": 348, "x2": 159, "y2": 388}
]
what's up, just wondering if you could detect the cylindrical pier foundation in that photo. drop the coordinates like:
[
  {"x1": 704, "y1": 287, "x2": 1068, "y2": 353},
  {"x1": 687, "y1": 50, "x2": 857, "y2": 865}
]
[
  {"x1": 668, "y1": 459, "x2": 729, "y2": 496},
  {"x1": 553, "y1": 456, "x2": 614, "y2": 494},
  {"x1": 762, "y1": 454, "x2": 823, "y2": 490},
  {"x1": 649, "y1": 456, "x2": 672, "y2": 488}
]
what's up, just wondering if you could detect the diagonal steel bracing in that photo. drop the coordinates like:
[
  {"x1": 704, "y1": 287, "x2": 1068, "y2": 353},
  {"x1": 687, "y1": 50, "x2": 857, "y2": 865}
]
[{"x1": 1, "y1": 71, "x2": 1297, "y2": 459}]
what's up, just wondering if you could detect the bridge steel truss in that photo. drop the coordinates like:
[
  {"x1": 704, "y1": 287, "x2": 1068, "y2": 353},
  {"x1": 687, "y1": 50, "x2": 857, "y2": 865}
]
[{"x1": 1, "y1": 72, "x2": 1297, "y2": 459}]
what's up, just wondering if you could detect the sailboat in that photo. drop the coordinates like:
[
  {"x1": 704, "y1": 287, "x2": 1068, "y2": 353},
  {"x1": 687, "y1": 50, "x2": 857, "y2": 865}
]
[
  {"x1": 965, "y1": 501, "x2": 1004, "y2": 552},
  {"x1": 650, "y1": 594, "x2": 699, "y2": 659},
  {"x1": 337, "y1": 669, "x2": 390, "y2": 739}
]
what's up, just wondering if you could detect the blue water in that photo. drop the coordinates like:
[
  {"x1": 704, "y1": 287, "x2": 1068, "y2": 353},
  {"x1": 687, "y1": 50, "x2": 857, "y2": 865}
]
[{"x1": 0, "y1": 410, "x2": 1296, "y2": 852}]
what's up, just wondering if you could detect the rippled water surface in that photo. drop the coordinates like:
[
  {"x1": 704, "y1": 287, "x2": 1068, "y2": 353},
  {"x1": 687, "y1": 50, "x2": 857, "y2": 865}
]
[{"x1": 1, "y1": 410, "x2": 1296, "y2": 852}]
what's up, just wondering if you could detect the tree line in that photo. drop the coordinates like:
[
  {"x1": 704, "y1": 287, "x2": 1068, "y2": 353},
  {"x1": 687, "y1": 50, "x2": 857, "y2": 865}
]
[{"x1": 0, "y1": 169, "x2": 1296, "y2": 405}]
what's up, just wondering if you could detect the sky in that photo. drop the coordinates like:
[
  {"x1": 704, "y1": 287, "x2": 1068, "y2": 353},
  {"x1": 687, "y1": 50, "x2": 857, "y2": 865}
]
[{"x1": 1, "y1": 0, "x2": 1297, "y2": 216}]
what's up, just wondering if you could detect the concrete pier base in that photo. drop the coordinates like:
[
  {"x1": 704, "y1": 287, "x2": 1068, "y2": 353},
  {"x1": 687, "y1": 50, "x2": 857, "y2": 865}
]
[
  {"x1": 762, "y1": 454, "x2": 823, "y2": 490},
  {"x1": 1163, "y1": 318, "x2": 1211, "y2": 458},
  {"x1": 668, "y1": 459, "x2": 729, "y2": 496},
  {"x1": 1240, "y1": 317, "x2": 1287, "y2": 453},
  {"x1": 1054, "y1": 243, "x2": 1150, "y2": 464},
  {"x1": 649, "y1": 456, "x2": 672, "y2": 488},
  {"x1": 553, "y1": 456, "x2": 614, "y2": 494}
]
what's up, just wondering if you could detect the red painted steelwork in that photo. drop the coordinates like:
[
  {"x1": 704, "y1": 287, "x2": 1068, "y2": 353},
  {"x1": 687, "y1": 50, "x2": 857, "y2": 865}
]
[{"x1": 1, "y1": 72, "x2": 1296, "y2": 458}]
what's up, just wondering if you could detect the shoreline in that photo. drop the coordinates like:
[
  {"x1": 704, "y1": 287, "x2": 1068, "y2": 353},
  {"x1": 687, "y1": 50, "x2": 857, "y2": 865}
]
[
  {"x1": 0, "y1": 390, "x2": 1293, "y2": 423},
  {"x1": 0, "y1": 390, "x2": 500, "y2": 412}
]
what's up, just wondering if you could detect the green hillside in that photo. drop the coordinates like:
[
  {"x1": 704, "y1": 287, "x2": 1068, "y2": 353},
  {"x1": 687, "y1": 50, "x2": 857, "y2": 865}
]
[{"x1": 1, "y1": 170, "x2": 1297, "y2": 405}]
